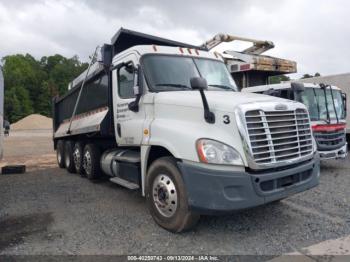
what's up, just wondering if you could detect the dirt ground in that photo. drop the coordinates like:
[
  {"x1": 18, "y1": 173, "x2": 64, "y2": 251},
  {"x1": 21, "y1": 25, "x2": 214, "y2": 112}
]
[
  {"x1": 0, "y1": 130, "x2": 350, "y2": 257},
  {"x1": 1, "y1": 130, "x2": 56, "y2": 172}
]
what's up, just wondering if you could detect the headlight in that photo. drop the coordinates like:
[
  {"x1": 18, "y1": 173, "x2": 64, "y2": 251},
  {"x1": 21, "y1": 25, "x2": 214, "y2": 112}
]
[{"x1": 196, "y1": 139, "x2": 243, "y2": 165}]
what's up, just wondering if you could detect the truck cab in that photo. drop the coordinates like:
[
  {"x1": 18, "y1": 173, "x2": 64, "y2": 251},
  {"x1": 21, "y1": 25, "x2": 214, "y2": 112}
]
[
  {"x1": 53, "y1": 29, "x2": 320, "y2": 232},
  {"x1": 243, "y1": 83, "x2": 347, "y2": 160}
]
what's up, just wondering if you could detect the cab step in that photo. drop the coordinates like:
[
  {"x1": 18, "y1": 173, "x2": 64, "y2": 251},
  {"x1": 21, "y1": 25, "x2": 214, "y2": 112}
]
[{"x1": 110, "y1": 176, "x2": 140, "y2": 190}]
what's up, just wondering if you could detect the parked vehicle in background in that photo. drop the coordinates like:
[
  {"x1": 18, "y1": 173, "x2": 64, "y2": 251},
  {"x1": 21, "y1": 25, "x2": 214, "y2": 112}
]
[
  {"x1": 53, "y1": 28, "x2": 320, "y2": 232},
  {"x1": 299, "y1": 73, "x2": 350, "y2": 137},
  {"x1": 0, "y1": 67, "x2": 4, "y2": 159},
  {"x1": 243, "y1": 83, "x2": 347, "y2": 160}
]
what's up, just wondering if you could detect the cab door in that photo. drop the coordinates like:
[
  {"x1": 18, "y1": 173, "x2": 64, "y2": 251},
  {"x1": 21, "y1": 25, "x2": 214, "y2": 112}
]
[{"x1": 112, "y1": 53, "x2": 145, "y2": 146}]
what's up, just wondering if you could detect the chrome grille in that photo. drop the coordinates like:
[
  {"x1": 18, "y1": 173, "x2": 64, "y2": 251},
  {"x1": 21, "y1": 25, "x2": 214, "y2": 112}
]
[
  {"x1": 313, "y1": 129, "x2": 346, "y2": 150},
  {"x1": 245, "y1": 109, "x2": 313, "y2": 164}
]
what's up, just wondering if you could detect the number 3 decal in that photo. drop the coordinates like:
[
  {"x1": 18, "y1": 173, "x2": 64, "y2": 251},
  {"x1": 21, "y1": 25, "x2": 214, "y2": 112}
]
[{"x1": 223, "y1": 115, "x2": 230, "y2": 124}]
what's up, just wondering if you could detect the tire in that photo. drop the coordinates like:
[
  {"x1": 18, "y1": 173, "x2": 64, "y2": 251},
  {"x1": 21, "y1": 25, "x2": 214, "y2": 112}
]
[
  {"x1": 56, "y1": 140, "x2": 65, "y2": 168},
  {"x1": 83, "y1": 144, "x2": 101, "y2": 180},
  {"x1": 146, "y1": 157, "x2": 200, "y2": 233},
  {"x1": 73, "y1": 142, "x2": 85, "y2": 176},
  {"x1": 64, "y1": 141, "x2": 76, "y2": 173}
]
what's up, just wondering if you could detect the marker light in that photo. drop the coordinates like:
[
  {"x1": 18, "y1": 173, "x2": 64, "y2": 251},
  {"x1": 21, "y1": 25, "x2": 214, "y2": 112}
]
[{"x1": 312, "y1": 124, "x2": 346, "y2": 132}]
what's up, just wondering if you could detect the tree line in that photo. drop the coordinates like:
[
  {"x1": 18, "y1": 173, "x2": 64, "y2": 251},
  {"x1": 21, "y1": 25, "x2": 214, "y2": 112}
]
[
  {"x1": 2, "y1": 54, "x2": 88, "y2": 123},
  {"x1": 269, "y1": 72, "x2": 321, "y2": 84}
]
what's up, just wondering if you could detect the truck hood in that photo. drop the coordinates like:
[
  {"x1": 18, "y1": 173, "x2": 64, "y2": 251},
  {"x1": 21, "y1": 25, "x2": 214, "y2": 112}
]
[{"x1": 154, "y1": 90, "x2": 294, "y2": 111}]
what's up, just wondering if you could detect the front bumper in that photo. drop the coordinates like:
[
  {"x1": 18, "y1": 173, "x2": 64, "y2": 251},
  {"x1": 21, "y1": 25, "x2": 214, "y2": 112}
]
[
  {"x1": 178, "y1": 155, "x2": 320, "y2": 215},
  {"x1": 318, "y1": 143, "x2": 348, "y2": 160}
]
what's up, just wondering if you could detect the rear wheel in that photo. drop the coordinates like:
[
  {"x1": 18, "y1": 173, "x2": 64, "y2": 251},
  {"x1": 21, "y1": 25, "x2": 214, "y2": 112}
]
[
  {"x1": 56, "y1": 140, "x2": 65, "y2": 168},
  {"x1": 64, "y1": 141, "x2": 76, "y2": 173},
  {"x1": 83, "y1": 144, "x2": 101, "y2": 180},
  {"x1": 73, "y1": 142, "x2": 85, "y2": 176},
  {"x1": 146, "y1": 157, "x2": 200, "y2": 233}
]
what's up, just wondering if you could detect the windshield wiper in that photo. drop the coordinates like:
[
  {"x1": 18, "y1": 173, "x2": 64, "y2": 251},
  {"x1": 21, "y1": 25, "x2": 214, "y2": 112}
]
[
  {"x1": 328, "y1": 85, "x2": 339, "y2": 123},
  {"x1": 208, "y1": 84, "x2": 234, "y2": 91},
  {"x1": 320, "y1": 83, "x2": 331, "y2": 124},
  {"x1": 156, "y1": 83, "x2": 191, "y2": 89}
]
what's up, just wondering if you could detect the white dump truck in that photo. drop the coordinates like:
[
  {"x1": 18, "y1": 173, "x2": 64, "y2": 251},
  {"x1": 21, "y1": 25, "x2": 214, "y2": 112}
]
[
  {"x1": 243, "y1": 83, "x2": 347, "y2": 160},
  {"x1": 53, "y1": 28, "x2": 320, "y2": 232}
]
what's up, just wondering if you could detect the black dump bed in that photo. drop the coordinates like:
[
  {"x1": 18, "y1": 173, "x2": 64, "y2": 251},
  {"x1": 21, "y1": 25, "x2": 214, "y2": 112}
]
[
  {"x1": 53, "y1": 28, "x2": 204, "y2": 139},
  {"x1": 52, "y1": 64, "x2": 114, "y2": 138}
]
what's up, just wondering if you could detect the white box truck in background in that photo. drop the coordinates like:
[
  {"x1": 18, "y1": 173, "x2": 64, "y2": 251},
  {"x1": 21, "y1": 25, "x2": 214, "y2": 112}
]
[
  {"x1": 53, "y1": 28, "x2": 320, "y2": 232},
  {"x1": 243, "y1": 83, "x2": 347, "y2": 160}
]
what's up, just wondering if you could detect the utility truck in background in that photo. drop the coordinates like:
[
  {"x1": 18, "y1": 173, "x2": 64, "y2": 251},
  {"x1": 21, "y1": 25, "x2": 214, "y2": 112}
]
[
  {"x1": 200, "y1": 34, "x2": 297, "y2": 89},
  {"x1": 243, "y1": 83, "x2": 347, "y2": 160},
  {"x1": 53, "y1": 28, "x2": 320, "y2": 232}
]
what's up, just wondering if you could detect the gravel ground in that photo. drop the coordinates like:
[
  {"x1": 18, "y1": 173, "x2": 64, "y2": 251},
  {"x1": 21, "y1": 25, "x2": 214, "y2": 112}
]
[{"x1": 0, "y1": 131, "x2": 349, "y2": 255}]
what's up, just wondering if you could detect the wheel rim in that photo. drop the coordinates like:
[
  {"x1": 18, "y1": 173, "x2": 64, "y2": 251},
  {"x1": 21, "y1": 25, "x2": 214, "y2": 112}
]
[
  {"x1": 152, "y1": 174, "x2": 178, "y2": 218},
  {"x1": 65, "y1": 148, "x2": 70, "y2": 167},
  {"x1": 83, "y1": 150, "x2": 92, "y2": 175},
  {"x1": 73, "y1": 147, "x2": 81, "y2": 170}
]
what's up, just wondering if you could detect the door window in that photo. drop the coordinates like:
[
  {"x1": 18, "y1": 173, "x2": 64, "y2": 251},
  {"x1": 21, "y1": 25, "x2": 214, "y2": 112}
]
[{"x1": 118, "y1": 64, "x2": 135, "y2": 99}]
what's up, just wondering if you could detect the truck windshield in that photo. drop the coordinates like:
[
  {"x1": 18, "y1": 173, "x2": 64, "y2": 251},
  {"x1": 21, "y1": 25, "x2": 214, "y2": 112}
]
[
  {"x1": 142, "y1": 55, "x2": 237, "y2": 92},
  {"x1": 297, "y1": 88, "x2": 345, "y2": 121}
]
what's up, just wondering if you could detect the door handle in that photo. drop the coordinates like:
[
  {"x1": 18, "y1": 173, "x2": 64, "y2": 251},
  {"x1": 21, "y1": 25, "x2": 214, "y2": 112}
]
[{"x1": 117, "y1": 123, "x2": 121, "y2": 137}]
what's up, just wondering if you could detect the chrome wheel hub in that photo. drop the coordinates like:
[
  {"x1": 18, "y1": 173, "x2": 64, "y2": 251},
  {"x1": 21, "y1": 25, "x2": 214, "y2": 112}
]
[
  {"x1": 152, "y1": 174, "x2": 178, "y2": 217},
  {"x1": 83, "y1": 151, "x2": 92, "y2": 175},
  {"x1": 73, "y1": 148, "x2": 81, "y2": 170}
]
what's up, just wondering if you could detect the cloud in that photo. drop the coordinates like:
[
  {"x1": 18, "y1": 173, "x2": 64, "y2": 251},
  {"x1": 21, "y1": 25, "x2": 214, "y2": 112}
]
[{"x1": 0, "y1": 0, "x2": 349, "y2": 77}]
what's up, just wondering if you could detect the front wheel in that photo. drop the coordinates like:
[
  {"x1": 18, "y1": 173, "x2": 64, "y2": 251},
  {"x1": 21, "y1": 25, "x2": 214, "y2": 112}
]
[{"x1": 146, "y1": 157, "x2": 200, "y2": 233}]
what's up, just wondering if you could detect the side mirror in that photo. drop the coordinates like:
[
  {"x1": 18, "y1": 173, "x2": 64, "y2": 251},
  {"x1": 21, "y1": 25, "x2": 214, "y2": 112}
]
[
  {"x1": 190, "y1": 77, "x2": 215, "y2": 124},
  {"x1": 342, "y1": 92, "x2": 347, "y2": 118},
  {"x1": 128, "y1": 65, "x2": 143, "y2": 113},
  {"x1": 190, "y1": 77, "x2": 208, "y2": 90},
  {"x1": 128, "y1": 86, "x2": 141, "y2": 112}
]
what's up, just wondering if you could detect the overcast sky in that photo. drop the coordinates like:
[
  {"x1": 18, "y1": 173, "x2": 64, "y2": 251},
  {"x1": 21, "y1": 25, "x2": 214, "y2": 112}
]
[{"x1": 0, "y1": 0, "x2": 349, "y2": 77}]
